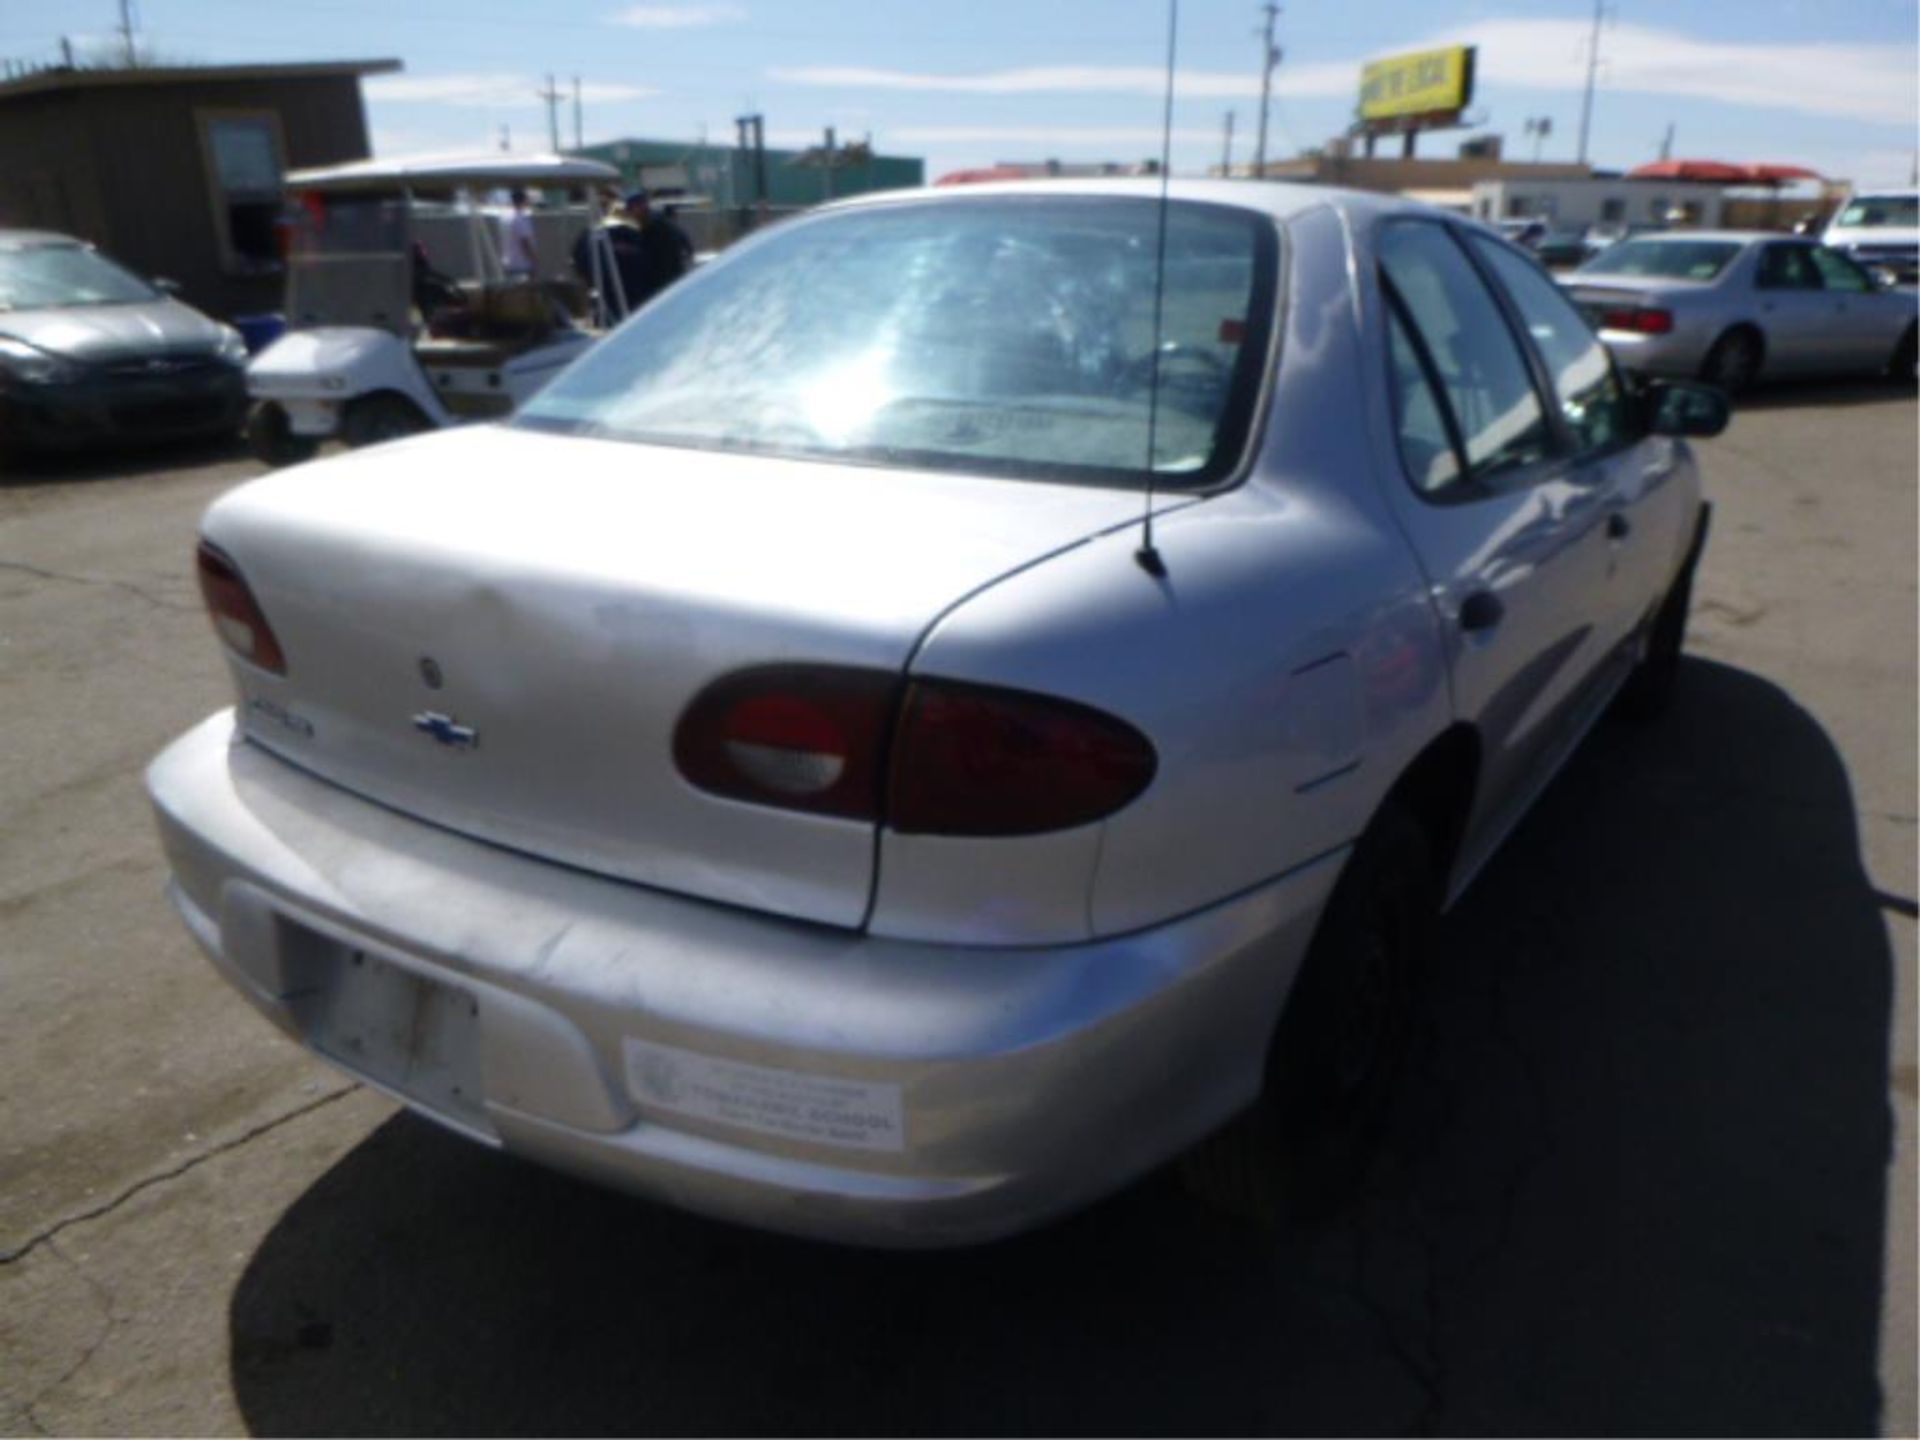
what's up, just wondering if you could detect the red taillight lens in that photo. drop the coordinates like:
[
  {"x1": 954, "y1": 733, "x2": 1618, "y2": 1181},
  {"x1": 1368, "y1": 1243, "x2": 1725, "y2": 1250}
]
[
  {"x1": 890, "y1": 680, "x2": 1157, "y2": 836},
  {"x1": 1599, "y1": 306, "x2": 1673, "y2": 335},
  {"x1": 674, "y1": 666, "x2": 898, "y2": 820},
  {"x1": 195, "y1": 541, "x2": 287, "y2": 675},
  {"x1": 674, "y1": 667, "x2": 1157, "y2": 836}
]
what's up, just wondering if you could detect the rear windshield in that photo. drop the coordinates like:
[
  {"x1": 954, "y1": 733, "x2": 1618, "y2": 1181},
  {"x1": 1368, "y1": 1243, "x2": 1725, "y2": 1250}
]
[
  {"x1": 0, "y1": 243, "x2": 157, "y2": 311},
  {"x1": 516, "y1": 197, "x2": 1279, "y2": 489},
  {"x1": 1579, "y1": 239, "x2": 1741, "y2": 280},
  {"x1": 1836, "y1": 196, "x2": 1918, "y2": 230}
]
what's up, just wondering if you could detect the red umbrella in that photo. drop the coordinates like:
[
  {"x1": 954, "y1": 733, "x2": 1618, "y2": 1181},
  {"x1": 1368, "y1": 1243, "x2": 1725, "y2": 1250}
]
[
  {"x1": 1627, "y1": 158, "x2": 1750, "y2": 182},
  {"x1": 1739, "y1": 163, "x2": 1824, "y2": 184}
]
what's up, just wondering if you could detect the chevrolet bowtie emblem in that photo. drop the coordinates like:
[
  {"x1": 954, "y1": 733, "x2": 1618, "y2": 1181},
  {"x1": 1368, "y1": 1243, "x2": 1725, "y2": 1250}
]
[{"x1": 411, "y1": 711, "x2": 479, "y2": 751}]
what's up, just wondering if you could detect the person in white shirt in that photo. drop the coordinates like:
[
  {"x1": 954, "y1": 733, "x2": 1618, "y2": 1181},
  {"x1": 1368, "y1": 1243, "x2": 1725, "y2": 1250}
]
[{"x1": 504, "y1": 188, "x2": 539, "y2": 278}]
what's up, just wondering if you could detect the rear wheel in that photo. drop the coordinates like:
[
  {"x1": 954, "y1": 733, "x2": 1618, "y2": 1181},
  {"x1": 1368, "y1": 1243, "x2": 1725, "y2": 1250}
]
[
  {"x1": 245, "y1": 401, "x2": 319, "y2": 469},
  {"x1": 1699, "y1": 327, "x2": 1762, "y2": 397},
  {"x1": 341, "y1": 392, "x2": 432, "y2": 449},
  {"x1": 1181, "y1": 802, "x2": 1435, "y2": 1225}
]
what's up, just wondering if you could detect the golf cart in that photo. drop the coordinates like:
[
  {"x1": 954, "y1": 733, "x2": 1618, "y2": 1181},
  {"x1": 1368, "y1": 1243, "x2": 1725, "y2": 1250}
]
[{"x1": 245, "y1": 151, "x2": 622, "y2": 466}]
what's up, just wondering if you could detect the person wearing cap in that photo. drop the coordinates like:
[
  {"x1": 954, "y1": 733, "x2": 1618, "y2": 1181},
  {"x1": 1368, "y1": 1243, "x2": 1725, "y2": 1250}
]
[{"x1": 621, "y1": 188, "x2": 693, "y2": 309}]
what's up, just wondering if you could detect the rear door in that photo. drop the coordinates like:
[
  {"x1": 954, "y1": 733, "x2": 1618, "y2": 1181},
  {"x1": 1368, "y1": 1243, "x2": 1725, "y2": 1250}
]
[
  {"x1": 1369, "y1": 220, "x2": 1618, "y2": 866},
  {"x1": 1752, "y1": 242, "x2": 1829, "y2": 374}
]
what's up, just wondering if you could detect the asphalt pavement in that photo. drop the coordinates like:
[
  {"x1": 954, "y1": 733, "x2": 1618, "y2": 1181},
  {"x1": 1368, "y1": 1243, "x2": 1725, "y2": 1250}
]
[{"x1": 1, "y1": 383, "x2": 1914, "y2": 1436}]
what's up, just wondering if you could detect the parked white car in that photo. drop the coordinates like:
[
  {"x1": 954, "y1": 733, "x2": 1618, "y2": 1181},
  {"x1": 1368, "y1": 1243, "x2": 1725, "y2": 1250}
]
[
  {"x1": 1823, "y1": 189, "x2": 1919, "y2": 284},
  {"x1": 1564, "y1": 232, "x2": 1918, "y2": 393},
  {"x1": 151, "y1": 181, "x2": 1726, "y2": 1246}
]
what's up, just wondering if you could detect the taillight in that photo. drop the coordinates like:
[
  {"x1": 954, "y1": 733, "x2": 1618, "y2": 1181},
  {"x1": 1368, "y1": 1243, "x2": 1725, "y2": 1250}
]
[
  {"x1": 889, "y1": 680, "x2": 1156, "y2": 835},
  {"x1": 673, "y1": 667, "x2": 1157, "y2": 836},
  {"x1": 674, "y1": 666, "x2": 897, "y2": 820},
  {"x1": 1599, "y1": 306, "x2": 1673, "y2": 335},
  {"x1": 195, "y1": 541, "x2": 287, "y2": 675}
]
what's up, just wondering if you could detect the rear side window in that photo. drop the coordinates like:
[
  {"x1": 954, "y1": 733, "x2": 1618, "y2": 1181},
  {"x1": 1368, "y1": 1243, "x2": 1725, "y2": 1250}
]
[
  {"x1": 1378, "y1": 222, "x2": 1551, "y2": 493},
  {"x1": 1756, "y1": 245, "x2": 1821, "y2": 290},
  {"x1": 1386, "y1": 310, "x2": 1462, "y2": 494},
  {"x1": 1468, "y1": 235, "x2": 1633, "y2": 456}
]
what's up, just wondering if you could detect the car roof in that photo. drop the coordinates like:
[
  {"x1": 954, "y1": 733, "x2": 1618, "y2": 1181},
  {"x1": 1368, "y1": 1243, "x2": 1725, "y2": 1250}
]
[
  {"x1": 0, "y1": 229, "x2": 82, "y2": 250},
  {"x1": 816, "y1": 176, "x2": 1453, "y2": 226}
]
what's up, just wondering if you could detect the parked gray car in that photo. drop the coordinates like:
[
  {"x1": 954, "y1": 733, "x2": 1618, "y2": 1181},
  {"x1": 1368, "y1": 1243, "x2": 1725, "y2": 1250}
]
[
  {"x1": 1564, "y1": 231, "x2": 1918, "y2": 393},
  {"x1": 0, "y1": 230, "x2": 249, "y2": 458},
  {"x1": 149, "y1": 182, "x2": 1726, "y2": 1245}
]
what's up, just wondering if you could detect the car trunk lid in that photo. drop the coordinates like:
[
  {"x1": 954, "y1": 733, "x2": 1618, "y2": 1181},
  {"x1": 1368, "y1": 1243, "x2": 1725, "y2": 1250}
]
[{"x1": 201, "y1": 424, "x2": 1154, "y2": 929}]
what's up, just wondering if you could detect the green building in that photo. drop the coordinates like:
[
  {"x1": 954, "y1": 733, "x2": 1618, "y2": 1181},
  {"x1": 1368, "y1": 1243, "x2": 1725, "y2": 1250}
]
[{"x1": 575, "y1": 134, "x2": 924, "y2": 211}]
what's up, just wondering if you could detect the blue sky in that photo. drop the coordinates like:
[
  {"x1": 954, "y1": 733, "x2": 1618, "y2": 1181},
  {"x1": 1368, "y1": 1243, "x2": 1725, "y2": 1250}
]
[{"x1": 3, "y1": 0, "x2": 1915, "y2": 186}]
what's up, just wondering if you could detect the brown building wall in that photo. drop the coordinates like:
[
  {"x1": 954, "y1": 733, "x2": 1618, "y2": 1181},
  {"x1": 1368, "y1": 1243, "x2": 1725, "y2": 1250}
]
[
  {"x1": 0, "y1": 73, "x2": 372, "y2": 318},
  {"x1": 1262, "y1": 155, "x2": 1592, "y2": 192}
]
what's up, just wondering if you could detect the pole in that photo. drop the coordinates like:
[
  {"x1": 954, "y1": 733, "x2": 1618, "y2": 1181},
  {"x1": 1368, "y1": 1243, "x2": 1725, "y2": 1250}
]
[
  {"x1": 1253, "y1": 3, "x2": 1279, "y2": 176},
  {"x1": 752, "y1": 114, "x2": 768, "y2": 220},
  {"x1": 117, "y1": 0, "x2": 136, "y2": 66},
  {"x1": 1221, "y1": 110, "x2": 1235, "y2": 174},
  {"x1": 1658, "y1": 122, "x2": 1674, "y2": 162},
  {"x1": 572, "y1": 75, "x2": 583, "y2": 151},
  {"x1": 537, "y1": 73, "x2": 563, "y2": 153},
  {"x1": 1577, "y1": 0, "x2": 1603, "y2": 167},
  {"x1": 823, "y1": 125, "x2": 836, "y2": 199}
]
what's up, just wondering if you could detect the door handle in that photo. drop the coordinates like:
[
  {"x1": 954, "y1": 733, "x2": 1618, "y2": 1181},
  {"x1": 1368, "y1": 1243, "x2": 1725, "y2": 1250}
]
[
  {"x1": 1607, "y1": 511, "x2": 1632, "y2": 540},
  {"x1": 1459, "y1": 590, "x2": 1504, "y2": 634}
]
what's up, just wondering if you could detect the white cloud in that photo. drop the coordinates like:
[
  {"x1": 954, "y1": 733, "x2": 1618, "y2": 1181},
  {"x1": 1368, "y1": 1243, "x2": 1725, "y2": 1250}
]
[
  {"x1": 774, "y1": 20, "x2": 1915, "y2": 128},
  {"x1": 607, "y1": 3, "x2": 746, "y2": 27},
  {"x1": 366, "y1": 73, "x2": 655, "y2": 107},
  {"x1": 768, "y1": 64, "x2": 1351, "y2": 101}
]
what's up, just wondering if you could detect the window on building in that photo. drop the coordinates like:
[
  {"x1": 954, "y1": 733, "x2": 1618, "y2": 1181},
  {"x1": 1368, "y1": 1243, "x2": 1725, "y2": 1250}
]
[
  {"x1": 1599, "y1": 197, "x2": 1626, "y2": 223},
  {"x1": 201, "y1": 112, "x2": 285, "y2": 274}
]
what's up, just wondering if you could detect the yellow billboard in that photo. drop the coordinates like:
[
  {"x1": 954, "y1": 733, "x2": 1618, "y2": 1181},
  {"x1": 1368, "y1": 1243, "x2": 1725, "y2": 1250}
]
[{"x1": 1359, "y1": 45, "x2": 1475, "y2": 124}]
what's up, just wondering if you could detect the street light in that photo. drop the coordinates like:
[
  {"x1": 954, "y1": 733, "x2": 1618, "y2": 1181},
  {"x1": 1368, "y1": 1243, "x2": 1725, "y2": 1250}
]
[{"x1": 1523, "y1": 115, "x2": 1553, "y2": 163}]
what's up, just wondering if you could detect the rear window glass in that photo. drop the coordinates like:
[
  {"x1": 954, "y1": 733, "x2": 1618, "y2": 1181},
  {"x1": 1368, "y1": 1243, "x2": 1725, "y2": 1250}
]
[
  {"x1": 516, "y1": 197, "x2": 1279, "y2": 489},
  {"x1": 1579, "y1": 239, "x2": 1740, "y2": 280}
]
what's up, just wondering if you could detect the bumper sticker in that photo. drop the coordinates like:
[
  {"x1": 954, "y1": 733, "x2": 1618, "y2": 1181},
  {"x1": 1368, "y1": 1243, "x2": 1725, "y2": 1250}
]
[{"x1": 622, "y1": 1038, "x2": 905, "y2": 1153}]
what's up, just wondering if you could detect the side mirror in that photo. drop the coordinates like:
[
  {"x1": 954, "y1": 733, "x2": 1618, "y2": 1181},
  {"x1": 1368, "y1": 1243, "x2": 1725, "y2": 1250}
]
[
  {"x1": 1645, "y1": 379, "x2": 1730, "y2": 438},
  {"x1": 152, "y1": 276, "x2": 183, "y2": 297}
]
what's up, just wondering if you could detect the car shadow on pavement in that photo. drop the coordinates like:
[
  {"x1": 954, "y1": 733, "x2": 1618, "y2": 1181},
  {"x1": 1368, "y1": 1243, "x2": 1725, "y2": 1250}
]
[
  {"x1": 1735, "y1": 376, "x2": 1916, "y2": 413},
  {"x1": 0, "y1": 434, "x2": 252, "y2": 486},
  {"x1": 227, "y1": 658, "x2": 1895, "y2": 1438}
]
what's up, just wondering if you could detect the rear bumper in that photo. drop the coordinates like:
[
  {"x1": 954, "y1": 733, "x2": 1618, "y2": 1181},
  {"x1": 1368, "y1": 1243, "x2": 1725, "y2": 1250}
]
[
  {"x1": 148, "y1": 712, "x2": 1343, "y2": 1247},
  {"x1": 2, "y1": 367, "x2": 246, "y2": 450},
  {"x1": 1595, "y1": 327, "x2": 1710, "y2": 378}
]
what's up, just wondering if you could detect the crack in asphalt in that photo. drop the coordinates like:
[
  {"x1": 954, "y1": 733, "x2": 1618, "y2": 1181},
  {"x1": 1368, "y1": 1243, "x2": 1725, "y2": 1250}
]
[
  {"x1": 18, "y1": 1237, "x2": 117, "y2": 1432},
  {"x1": 0, "y1": 557, "x2": 198, "y2": 615},
  {"x1": 0, "y1": 1084, "x2": 359, "y2": 1268}
]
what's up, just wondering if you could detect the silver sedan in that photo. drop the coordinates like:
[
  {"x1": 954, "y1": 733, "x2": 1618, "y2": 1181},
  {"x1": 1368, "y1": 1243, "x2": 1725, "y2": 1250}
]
[
  {"x1": 149, "y1": 181, "x2": 1725, "y2": 1245},
  {"x1": 1563, "y1": 231, "x2": 1918, "y2": 393}
]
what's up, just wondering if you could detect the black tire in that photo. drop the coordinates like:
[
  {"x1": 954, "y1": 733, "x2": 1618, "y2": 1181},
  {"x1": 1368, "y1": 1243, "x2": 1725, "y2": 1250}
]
[
  {"x1": 1889, "y1": 324, "x2": 1917, "y2": 386},
  {"x1": 1699, "y1": 327, "x2": 1762, "y2": 397},
  {"x1": 1181, "y1": 802, "x2": 1436, "y2": 1225},
  {"x1": 341, "y1": 392, "x2": 432, "y2": 449},
  {"x1": 245, "y1": 401, "x2": 319, "y2": 469},
  {"x1": 1615, "y1": 548, "x2": 1698, "y2": 723}
]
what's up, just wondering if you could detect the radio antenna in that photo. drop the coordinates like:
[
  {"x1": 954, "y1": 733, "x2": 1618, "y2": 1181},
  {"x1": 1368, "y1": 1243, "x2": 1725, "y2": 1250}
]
[{"x1": 1135, "y1": 0, "x2": 1179, "y2": 579}]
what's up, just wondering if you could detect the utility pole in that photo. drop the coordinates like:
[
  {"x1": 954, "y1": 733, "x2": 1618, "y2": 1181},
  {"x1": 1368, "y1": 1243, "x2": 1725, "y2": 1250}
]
[
  {"x1": 822, "y1": 125, "x2": 836, "y2": 199},
  {"x1": 1576, "y1": 0, "x2": 1604, "y2": 167},
  {"x1": 117, "y1": 0, "x2": 136, "y2": 66},
  {"x1": 499, "y1": 123, "x2": 510, "y2": 152},
  {"x1": 572, "y1": 75, "x2": 583, "y2": 151},
  {"x1": 1658, "y1": 121, "x2": 1674, "y2": 162},
  {"x1": 536, "y1": 73, "x2": 563, "y2": 153},
  {"x1": 1220, "y1": 110, "x2": 1235, "y2": 175},
  {"x1": 1253, "y1": 3, "x2": 1280, "y2": 177}
]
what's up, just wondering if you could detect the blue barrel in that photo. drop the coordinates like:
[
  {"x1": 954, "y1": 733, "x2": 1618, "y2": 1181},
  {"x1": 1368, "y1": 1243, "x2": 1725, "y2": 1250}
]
[{"x1": 232, "y1": 313, "x2": 287, "y2": 354}]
